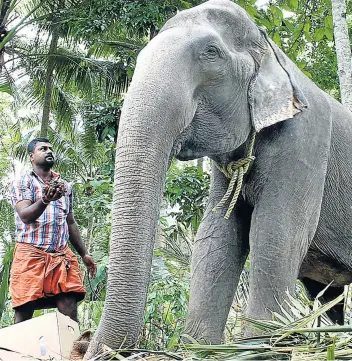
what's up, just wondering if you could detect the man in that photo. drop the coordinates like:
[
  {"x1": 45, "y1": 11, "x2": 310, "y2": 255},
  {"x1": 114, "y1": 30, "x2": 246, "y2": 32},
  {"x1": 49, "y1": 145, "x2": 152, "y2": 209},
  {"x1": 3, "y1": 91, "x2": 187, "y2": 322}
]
[{"x1": 10, "y1": 137, "x2": 97, "y2": 324}]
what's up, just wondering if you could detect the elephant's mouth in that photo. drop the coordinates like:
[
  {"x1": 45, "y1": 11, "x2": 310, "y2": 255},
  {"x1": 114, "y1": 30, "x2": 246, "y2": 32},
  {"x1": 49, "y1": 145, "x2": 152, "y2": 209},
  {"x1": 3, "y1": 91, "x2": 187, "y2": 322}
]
[
  {"x1": 175, "y1": 137, "x2": 224, "y2": 161},
  {"x1": 172, "y1": 130, "x2": 211, "y2": 161},
  {"x1": 176, "y1": 148, "x2": 198, "y2": 161},
  {"x1": 176, "y1": 147, "x2": 220, "y2": 161},
  {"x1": 175, "y1": 142, "x2": 207, "y2": 161}
]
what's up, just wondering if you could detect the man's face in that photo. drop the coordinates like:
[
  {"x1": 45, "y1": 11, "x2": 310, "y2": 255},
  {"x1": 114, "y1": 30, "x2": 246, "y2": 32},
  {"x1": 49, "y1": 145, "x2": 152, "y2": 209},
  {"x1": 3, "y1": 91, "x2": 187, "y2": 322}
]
[{"x1": 30, "y1": 142, "x2": 55, "y2": 168}]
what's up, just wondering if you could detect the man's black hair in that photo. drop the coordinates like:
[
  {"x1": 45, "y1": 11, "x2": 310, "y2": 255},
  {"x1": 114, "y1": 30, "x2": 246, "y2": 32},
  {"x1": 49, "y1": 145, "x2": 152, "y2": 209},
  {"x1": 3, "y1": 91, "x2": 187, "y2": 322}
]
[{"x1": 27, "y1": 137, "x2": 50, "y2": 154}]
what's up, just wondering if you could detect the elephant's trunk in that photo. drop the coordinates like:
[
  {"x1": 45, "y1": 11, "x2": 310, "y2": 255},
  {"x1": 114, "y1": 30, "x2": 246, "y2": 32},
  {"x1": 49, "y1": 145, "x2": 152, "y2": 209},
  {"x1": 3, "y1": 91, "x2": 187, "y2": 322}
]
[{"x1": 86, "y1": 33, "x2": 195, "y2": 356}]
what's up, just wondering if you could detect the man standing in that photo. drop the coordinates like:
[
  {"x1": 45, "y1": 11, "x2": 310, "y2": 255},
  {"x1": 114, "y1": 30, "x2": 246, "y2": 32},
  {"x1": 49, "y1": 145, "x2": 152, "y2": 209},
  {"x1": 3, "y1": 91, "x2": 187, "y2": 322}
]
[{"x1": 10, "y1": 137, "x2": 97, "y2": 324}]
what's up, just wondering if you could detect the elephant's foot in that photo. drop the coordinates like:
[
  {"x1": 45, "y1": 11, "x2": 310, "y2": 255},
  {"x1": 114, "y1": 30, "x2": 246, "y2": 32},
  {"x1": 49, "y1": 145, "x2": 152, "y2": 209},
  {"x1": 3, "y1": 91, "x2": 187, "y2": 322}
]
[{"x1": 183, "y1": 318, "x2": 224, "y2": 345}]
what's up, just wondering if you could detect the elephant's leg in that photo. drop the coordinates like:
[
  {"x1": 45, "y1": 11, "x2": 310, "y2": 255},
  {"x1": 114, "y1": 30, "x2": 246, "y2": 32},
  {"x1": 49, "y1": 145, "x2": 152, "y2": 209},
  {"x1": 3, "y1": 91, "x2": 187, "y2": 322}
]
[
  {"x1": 184, "y1": 164, "x2": 251, "y2": 344},
  {"x1": 247, "y1": 192, "x2": 322, "y2": 324},
  {"x1": 301, "y1": 278, "x2": 344, "y2": 325},
  {"x1": 245, "y1": 114, "x2": 330, "y2": 324}
]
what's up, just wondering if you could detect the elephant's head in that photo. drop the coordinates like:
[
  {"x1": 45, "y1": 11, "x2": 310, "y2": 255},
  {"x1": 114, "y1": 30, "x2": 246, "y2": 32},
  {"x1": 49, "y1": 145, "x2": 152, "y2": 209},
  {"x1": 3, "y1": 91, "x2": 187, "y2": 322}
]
[
  {"x1": 92, "y1": 0, "x2": 308, "y2": 351},
  {"x1": 160, "y1": 0, "x2": 307, "y2": 161}
]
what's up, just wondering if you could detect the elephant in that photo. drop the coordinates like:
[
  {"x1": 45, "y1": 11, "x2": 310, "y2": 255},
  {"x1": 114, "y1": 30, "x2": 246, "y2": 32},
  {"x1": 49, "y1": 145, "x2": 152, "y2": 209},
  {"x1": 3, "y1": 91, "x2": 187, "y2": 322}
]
[{"x1": 86, "y1": 0, "x2": 352, "y2": 355}]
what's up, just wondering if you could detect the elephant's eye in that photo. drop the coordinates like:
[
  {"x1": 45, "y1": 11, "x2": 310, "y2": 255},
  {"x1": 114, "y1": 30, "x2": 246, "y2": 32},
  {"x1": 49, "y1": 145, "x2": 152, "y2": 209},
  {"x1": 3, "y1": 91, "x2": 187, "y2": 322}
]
[{"x1": 201, "y1": 45, "x2": 221, "y2": 60}]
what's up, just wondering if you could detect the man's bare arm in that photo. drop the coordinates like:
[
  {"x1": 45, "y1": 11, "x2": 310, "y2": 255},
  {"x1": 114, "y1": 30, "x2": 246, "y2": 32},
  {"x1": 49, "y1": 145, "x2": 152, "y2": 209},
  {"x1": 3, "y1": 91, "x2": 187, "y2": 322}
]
[
  {"x1": 66, "y1": 213, "x2": 88, "y2": 258},
  {"x1": 67, "y1": 213, "x2": 97, "y2": 278},
  {"x1": 15, "y1": 185, "x2": 63, "y2": 224},
  {"x1": 15, "y1": 199, "x2": 48, "y2": 224}
]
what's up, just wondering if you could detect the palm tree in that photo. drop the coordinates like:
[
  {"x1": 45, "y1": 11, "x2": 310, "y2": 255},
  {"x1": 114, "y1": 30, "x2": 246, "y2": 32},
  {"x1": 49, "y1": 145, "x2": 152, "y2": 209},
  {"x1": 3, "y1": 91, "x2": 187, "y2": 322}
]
[
  {"x1": 0, "y1": 0, "x2": 138, "y2": 137},
  {"x1": 331, "y1": 0, "x2": 352, "y2": 111}
]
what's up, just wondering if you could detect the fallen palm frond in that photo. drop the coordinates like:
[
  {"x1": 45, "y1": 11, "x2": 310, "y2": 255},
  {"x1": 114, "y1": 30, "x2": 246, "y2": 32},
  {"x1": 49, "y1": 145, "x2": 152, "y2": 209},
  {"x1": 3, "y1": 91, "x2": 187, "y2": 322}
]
[
  {"x1": 180, "y1": 289, "x2": 352, "y2": 360},
  {"x1": 85, "y1": 289, "x2": 352, "y2": 361}
]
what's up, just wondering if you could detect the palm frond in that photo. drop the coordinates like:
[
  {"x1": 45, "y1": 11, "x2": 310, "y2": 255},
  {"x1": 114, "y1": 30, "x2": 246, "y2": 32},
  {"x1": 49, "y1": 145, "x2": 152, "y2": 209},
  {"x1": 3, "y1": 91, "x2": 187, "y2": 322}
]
[
  {"x1": 0, "y1": 71, "x2": 14, "y2": 96},
  {"x1": 51, "y1": 79, "x2": 76, "y2": 132},
  {"x1": 46, "y1": 126, "x2": 108, "y2": 181},
  {"x1": 8, "y1": 39, "x2": 129, "y2": 108},
  {"x1": 47, "y1": 128, "x2": 83, "y2": 178},
  {"x1": 159, "y1": 222, "x2": 192, "y2": 267},
  {"x1": 181, "y1": 292, "x2": 352, "y2": 361},
  {"x1": 81, "y1": 123, "x2": 99, "y2": 169},
  {"x1": 11, "y1": 121, "x2": 38, "y2": 163}
]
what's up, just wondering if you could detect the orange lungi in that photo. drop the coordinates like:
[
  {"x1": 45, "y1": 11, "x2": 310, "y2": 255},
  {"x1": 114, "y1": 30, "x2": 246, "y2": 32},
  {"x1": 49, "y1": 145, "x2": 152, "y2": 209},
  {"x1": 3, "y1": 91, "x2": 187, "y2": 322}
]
[{"x1": 10, "y1": 243, "x2": 86, "y2": 308}]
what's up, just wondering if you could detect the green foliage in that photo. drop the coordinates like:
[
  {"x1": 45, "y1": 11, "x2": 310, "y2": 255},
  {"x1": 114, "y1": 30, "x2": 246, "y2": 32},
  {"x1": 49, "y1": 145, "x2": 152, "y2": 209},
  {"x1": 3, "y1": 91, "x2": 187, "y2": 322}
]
[
  {"x1": 0, "y1": 237, "x2": 14, "y2": 323},
  {"x1": 139, "y1": 161, "x2": 210, "y2": 349},
  {"x1": 164, "y1": 162, "x2": 210, "y2": 234},
  {"x1": 62, "y1": 0, "x2": 197, "y2": 41},
  {"x1": 252, "y1": 0, "x2": 339, "y2": 96},
  {"x1": 142, "y1": 255, "x2": 190, "y2": 350},
  {"x1": 0, "y1": 99, "x2": 16, "y2": 326},
  {"x1": 84, "y1": 99, "x2": 123, "y2": 142}
]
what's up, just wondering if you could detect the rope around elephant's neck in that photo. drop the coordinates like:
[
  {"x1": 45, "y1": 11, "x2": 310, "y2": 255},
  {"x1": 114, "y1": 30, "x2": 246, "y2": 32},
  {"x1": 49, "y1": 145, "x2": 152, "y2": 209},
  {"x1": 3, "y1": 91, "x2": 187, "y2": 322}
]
[{"x1": 212, "y1": 128, "x2": 256, "y2": 219}]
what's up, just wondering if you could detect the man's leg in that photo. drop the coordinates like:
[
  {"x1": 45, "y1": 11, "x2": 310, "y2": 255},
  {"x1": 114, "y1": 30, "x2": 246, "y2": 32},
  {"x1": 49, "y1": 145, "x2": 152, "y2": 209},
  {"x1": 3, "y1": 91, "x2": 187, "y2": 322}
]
[
  {"x1": 56, "y1": 293, "x2": 78, "y2": 322},
  {"x1": 14, "y1": 304, "x2": 34, "y2": 324}
]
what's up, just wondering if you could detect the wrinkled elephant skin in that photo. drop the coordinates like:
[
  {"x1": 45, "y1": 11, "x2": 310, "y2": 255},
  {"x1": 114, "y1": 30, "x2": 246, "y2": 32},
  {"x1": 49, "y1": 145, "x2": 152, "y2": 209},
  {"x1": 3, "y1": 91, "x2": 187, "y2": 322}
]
[{"x1": 85, "y1": 0, "x2": 352, "y2": 355}]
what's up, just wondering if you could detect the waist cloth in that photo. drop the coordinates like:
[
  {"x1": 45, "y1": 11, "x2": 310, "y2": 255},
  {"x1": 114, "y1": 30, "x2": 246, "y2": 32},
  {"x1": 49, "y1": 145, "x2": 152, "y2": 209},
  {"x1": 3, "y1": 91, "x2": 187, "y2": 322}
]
[{"x1": 10, "y1": 243, "x2": 86, "y2": 308}]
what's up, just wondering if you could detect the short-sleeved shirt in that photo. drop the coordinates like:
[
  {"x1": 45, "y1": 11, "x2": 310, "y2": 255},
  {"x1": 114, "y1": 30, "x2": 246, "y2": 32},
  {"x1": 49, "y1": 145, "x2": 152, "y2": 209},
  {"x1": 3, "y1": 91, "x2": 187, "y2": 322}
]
[{"x1": 10, "y1": 170, "x2": 73, "y2": 252}]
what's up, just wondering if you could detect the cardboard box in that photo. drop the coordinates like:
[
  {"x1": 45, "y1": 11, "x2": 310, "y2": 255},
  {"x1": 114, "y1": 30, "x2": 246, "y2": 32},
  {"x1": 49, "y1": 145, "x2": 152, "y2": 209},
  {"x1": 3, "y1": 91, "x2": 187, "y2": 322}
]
[{"x1": 0, "y1": 311, "x2": 80, "y2": 360}]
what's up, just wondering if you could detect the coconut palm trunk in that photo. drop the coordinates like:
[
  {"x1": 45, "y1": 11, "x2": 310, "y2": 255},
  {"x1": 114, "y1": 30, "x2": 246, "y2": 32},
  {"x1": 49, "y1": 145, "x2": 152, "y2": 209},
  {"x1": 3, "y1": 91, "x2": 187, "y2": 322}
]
[
  {"x1": 40, "y1": 30, "x2": 59, "y2": 137},
  {"x1": 331, "y1": 0, "x2": 352, "y2": 111}
]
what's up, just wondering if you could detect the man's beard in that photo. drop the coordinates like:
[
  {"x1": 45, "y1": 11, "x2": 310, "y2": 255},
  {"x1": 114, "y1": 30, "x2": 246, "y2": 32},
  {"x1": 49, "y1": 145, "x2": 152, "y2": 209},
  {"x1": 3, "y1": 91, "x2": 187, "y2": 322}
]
[{"x1": 41, "y1": 158, "x2": 55, "y2": 169}]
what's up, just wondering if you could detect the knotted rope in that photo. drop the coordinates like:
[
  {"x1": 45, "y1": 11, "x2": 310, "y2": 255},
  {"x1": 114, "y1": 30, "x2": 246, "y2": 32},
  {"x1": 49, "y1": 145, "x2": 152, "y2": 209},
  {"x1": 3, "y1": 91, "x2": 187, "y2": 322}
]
[{"x1": 212, "y1": 128, "x2": 256, "y2": 219}]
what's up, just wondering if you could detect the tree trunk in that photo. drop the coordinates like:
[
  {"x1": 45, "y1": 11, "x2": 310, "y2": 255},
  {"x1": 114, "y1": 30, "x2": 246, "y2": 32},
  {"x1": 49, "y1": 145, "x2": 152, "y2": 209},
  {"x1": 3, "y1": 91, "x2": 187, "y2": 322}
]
[
  {"x1": 331, "y1": 0, "x2": 352, "y2": 111},
  {"x1": 332, "y1": 0, "x2": 352, "y2": 323},
  {"x1": 40, "y1": 30, "x2": 59, "y2": 137},
  {"x1": 0, "y1": 0, "x2": 10, "y2": 72}
]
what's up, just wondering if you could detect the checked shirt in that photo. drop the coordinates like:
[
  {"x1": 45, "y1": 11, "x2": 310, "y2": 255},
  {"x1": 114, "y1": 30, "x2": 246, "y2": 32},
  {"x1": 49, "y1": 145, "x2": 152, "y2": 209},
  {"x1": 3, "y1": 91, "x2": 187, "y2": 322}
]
[{"x1": 10, "y1": 171, "x2": 73, "y2": 252}]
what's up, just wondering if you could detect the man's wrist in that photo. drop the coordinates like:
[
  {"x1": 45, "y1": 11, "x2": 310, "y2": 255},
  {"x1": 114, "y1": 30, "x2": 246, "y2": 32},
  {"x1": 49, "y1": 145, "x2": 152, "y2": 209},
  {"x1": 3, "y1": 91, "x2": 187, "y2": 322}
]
[{"x1": 41, "y1": 197, "x2": 50, "y2": 205}]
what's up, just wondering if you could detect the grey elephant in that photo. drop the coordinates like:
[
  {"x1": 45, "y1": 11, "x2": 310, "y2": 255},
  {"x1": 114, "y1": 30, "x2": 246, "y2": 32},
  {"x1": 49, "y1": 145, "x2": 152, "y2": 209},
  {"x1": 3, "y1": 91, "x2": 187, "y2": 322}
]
[{"x1": 86, "y1": 0, "x2": 352, "y2": 354}]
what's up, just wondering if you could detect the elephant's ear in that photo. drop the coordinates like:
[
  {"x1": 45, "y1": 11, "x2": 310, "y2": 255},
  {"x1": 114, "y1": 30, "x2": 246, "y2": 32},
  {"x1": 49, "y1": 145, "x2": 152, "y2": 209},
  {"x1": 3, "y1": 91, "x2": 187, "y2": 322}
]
[{"x1": 251, "y1": 31, "x2": 308, "y2": 132}]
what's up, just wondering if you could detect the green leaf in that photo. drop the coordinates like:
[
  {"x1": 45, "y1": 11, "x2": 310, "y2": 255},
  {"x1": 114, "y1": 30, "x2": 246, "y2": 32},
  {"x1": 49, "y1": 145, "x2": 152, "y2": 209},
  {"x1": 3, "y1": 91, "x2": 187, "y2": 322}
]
[
  {"x1": 284, "y1": 19, "x2": 295, "y2": 32},
  {"x1": 314, "y1": 28, "x2": 325, "y2": 42},
  {"x1": 327, "y1": 343, "x2": 335, "y2": 360},
  {"x1": 260, "y1": 18, "x2": 274, "y2": 30},
  {"x1": 289, "y1": 0, "x2": 298, "y2": 9},
  {"x1": 179, "y1": 1, "x2": 192, "y2": 9},
  {"x1": 296, "y1": 61, "x2": 307, "y2": 70},
  {"x1": 0, "y1": 82, "x2": 13, "y2": 96},
  {"x1": 304, "y1": 31, "x2": 312, "y2": 42},
  {"x1": 247, "y1": 4, "x2": 257, "y2": 18},
  {"x1": 325, "y1": 15, "x2": 333, "y2": 29},
  {"x1": 304, "y1": 19, "x2": 310, "y2": 33},
  {"x1": 273, "y1": 32, "x2": 282, "y2": 47},
  {"x1": 325, "y1": 28, "x2": 334, "y2": 41},
  {"x1": 167, "y1": 333, "x2": 179, "y2": 350},
  {"x1": 270, "y1": 5, "x2": 283, "y2": 20}
]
